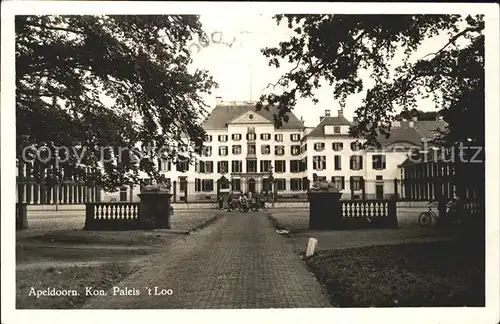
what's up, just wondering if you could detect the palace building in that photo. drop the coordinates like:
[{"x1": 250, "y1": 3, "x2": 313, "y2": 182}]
[
  {"x1": 101, "y1": 98, "x2": 447, "y2": 203},
  {"x1": 16, "y1": 98, "x2": 446, "y2": 205}
]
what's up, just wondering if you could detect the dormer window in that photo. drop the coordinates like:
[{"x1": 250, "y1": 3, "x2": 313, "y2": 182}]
[{"x1": 334, "y1": 126, "x2": 341, "y2": 134}]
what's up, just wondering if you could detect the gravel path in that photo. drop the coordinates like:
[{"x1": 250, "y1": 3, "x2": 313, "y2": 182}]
[{"x1": 82, "y1": 212, "x2": 332, "y2": 309}]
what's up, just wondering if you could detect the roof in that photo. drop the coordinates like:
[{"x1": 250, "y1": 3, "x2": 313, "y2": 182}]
[
  {"x1": 304, "y1": 116, "x2": 447, "y2": 147},
  {"x1": 303, "y1": 116, "x2": 352, "y2": 138},
  {"x1": 202, "y1": 104, "x2": 304, "y2": 130},
  {"x1": 377, "y1": 120, "x2": 448, "y2": 147},
  {"x1": 398, "y1": 149, "x2": 447, "y2": 167}
]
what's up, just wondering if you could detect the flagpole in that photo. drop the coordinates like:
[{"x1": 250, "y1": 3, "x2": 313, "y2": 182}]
[{"x1": 249, "y1": 62, "x2": 253, "y2": 101}]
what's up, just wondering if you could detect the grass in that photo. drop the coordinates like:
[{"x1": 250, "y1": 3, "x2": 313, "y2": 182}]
[
  {"x1": 268, "y1": 213, "x2": 309, "y2": 232},
  {"x1": 305, "y1": 239, "x2": 485, "y2": 307},
  {"x1": 16, "y1": 262, "x2": 139, "y2": 309},
  {"x1": 20, "y1": 229, "x2": 174, "y2": 246}
]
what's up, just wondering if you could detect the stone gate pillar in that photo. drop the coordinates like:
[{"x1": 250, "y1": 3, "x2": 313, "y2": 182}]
[{"x1": 137, "y1": 184, "x2": 172, "y2": 229}]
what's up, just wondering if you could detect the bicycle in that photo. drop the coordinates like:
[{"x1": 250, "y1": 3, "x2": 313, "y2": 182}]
[{"x1": 418, "y1": 201, "x2": 440, "y2": 227}]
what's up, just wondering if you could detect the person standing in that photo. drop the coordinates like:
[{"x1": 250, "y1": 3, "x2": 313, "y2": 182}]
[
  {"x1": 217, "y1": 193, "x2": 224, "y2": 210},
  {"x1": 227, "y1": 191, "x2": 233, "y2": 211}
]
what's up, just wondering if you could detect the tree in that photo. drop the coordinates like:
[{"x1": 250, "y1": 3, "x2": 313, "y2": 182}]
[
  {"x1": 16, "y1": 15, "x2": 217, "y2": 192},
  {"x1": 394, "y1": 108, "x2": 438, "y2": 121},
  {"x1": 257, "y1": 14, "x2": 484, "y2": 151}
]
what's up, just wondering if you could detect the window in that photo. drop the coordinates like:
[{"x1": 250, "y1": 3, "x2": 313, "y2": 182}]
[
  {"x1": 218, "y1": 135, "x2": 228, "y2": 142},
  {"x1": 219, "y1": 146, "x2": 228, "y2": 156},
  {"x1": 290, "y1": 160, "x2": 300, "y2": 173},
  {"x1": 331, "y1": 176, "x2": 345, "y2": 190},
  {"x1": 247, "y1": 144, "x2": 256, "y2": 155},
  {"x1": 220, "y1": 179, "x2": 229, "y2": 190},
  {"x1": 217, "y1": 161, "x2": 228, "y2": 173},
  {"x1": 231, "y1": 160, "x2": 243, "y2": 173},
  {"x1": 202, "y1": 146, "x2": 212, "y2": 157},
  {"x1": 204, "y1": 161, "x2": 214, "y2": 173},
  {"x1": 291, "y1": 145, "x2": 301, "y2": 156},
  {"x1": 334, "y1": 126, "x2": 341, "y2": 134},
  {"x1": 260, "y1": 160, "x2": 272, "y2": 173},
  {"x1": 205, "y1": 135, "x2": 212, "y2": 142},
  {"x1": 376, "y1": 175, "x2": 383, "y2": 180},
  {"x1": 350, "y1": 176, "x2": 363, "y2": 191},
  {"x1": 372, "y1": 155, "x2": 386, "y2": 170},
  {"x1": 195, "y1": 178, "x2": 201, "y2": 192},
  {"x1": 158, "y1": 159, "x2": 171, "y2": 172},
  {"x1": 275, "y1": 179, "x2": 286, "y2": 191},
  {"x1": 290, "y1": 178, "x2": 302, "y2": 191},
  {"x1": 351, "y1": 141, "x2": 362, "y2": 151},
  {"x1": 179, "y1": 177, "x2": 187, "y2": 192},
  {"x1": 290, "y1": 134, "x2": 300, "y2": 142},
  {"x1": 231, "y1": 134, "x2": 242, "y2": 141},
  {"x1": 313, "y1": 156, "x2": 326, "y2": 171},
  {"x1": 334, "y1": 155, "x2": 342, "y2": 170},
  {"x1": 231, "y1": 178, "x2": 241, "y2": 191},
  {"x1": 260, "y1": 133, "x2": 271, "y2": 141},
  {"x1": 176, "y1": 158, "x2": 189, "y2": 172},
  {"x1": 232, "y1": 145, "x2": 242, "y2": 155},
  {"x1": 300, "y1": 158, "x2": 307, "y2": 172},
  {"x1": 246, "y1": 160, "x2": 257, "y2": 173},
  {"x1": 202, "y1": 179, "x2": 214, "y2": 192},
  {"x1": 275, "y1": 145, "x2": 285, "y2": 156},
  {"x1": 332, "y1": 142, "x2": 343, "y2": 151},
  {"x1": 314, "y1": 142, "x2": 325, "y2": 152},
  {"x1": 261, "y1": 145, "x2": 271, "y2": 155},
  {"x1": 275, "y1": 160, "x2": 286, "y2": 173},
  {"x1": 247, "y1": 133, "x2": 256, "y2": 141},
  {"x1": 350, "y1": 156, "x2": 363, "y2": 170},
  {"x1": 275, "y1": 134, "x2": 283, "y2": 142},
  {"x1": 119, "y1": 187, "x2": 128, "y2": 202}
]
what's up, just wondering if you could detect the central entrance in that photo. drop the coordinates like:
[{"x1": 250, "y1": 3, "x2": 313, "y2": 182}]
[{"x1": 248, "y1": 178, "x2": 256, "y2": 193}]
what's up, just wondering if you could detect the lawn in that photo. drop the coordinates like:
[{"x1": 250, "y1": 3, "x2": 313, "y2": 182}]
[
  {"x1": 16, "y1": 262, "x2": 139, "y2": 309},
  {"x1": 306, "y1": 239, "x2": 484, "y2": 307}
]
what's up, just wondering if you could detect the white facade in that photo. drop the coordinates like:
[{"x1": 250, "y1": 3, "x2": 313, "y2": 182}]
[{"x1": 102, "y1": 102, "x2": 440, "y2": 202}]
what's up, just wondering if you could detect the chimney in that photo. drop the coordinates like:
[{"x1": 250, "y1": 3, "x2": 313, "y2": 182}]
[
  {"x1": 319, "y1": 116, "x2": 325, "y2": 123},
  {"x1": 215, "y1": 96, "x2": 223, "y2": 105},
  {"x1": 325, "y1": 110, "x2": 331, "y2": 117},
  {"x1": 338, "y1": 109, "x2": 344, "y2": 117}
]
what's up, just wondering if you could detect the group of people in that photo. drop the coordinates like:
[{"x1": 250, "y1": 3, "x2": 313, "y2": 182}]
[{"x1": 216, "y1": 190, "x2": 271, "y2": 211}]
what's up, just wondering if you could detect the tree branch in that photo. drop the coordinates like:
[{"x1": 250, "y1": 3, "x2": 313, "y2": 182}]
[
  {"x1": 265, "y1": 56, "x2": 303, "y2": 90},
  {"x1": 24, "y1": 22, "x2": 85, "y2": 35},
  {"x1": 422, "y1": 26, "x2": 483, "y2": 59}
]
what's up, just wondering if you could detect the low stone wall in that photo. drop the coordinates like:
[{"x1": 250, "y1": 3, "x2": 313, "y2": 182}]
[{"x1": 26, "y1": 200, "x2": 432, "y2": 211}]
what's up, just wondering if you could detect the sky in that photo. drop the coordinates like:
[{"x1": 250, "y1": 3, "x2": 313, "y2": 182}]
[{"x1": 188, "y1": 14, "x2": 455, "y2": 127}]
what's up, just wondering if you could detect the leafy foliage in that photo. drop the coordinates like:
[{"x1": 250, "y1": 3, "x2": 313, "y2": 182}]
[
  {"x1": 258, "y1": 14, "x2": 484, "y2": 149},
  {"x1": 16, "y1": 15, "x2": 217, "y2": 191}
]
